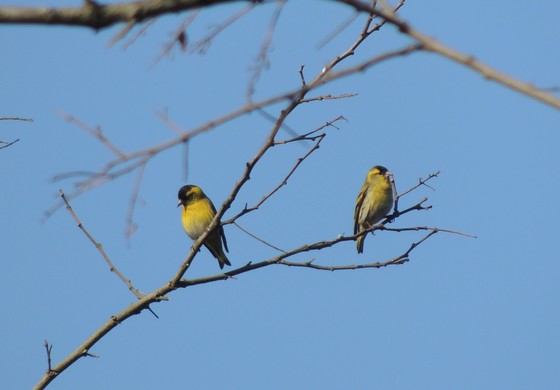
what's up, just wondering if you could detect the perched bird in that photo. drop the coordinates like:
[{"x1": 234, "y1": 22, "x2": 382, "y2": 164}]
[
  {"x1": 353, "y1": 166, "x2": 394, "y2": 254},
  {"x1": 177, "y1": 185, "x2": 231, "y2": 269}
]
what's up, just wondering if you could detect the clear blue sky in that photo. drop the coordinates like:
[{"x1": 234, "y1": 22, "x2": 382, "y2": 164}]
[{"x1": 3, "y1": 1, "x2": 560, "y2": 389}]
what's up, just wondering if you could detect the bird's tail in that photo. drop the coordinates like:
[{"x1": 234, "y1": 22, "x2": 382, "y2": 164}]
[
  {"x1": 217, "y1": 253, "x2": 232, "y2": 270},
  {"x1": 356, "y1": 235, "x2": 365, "y2": 254},
  {"x1": 205, "y1": 242, "x2": 232, "y2": 269}
]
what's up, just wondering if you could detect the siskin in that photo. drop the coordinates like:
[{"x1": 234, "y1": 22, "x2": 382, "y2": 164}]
[
  {"x1": 353, "y1": 166, "x2": 394, "y2": 254},
  {"x1": 177, "y1": 185, "x2": 231, "y2": 269}
]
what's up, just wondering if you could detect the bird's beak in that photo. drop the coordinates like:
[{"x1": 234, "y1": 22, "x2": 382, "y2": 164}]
[{"x1": 177, "y1": 200, "x2": 182, "y2": 208}]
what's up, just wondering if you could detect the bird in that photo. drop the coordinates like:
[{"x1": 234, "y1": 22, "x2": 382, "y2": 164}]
[
  {"x1": 177, "y1": 184, "x2": 231, "y2": 269},
  {"x1": 353, "y1": 165, "x2": 394, "y2": 254}
]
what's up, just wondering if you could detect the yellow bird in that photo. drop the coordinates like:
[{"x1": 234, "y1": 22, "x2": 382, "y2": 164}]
[
  {"x1": 177, "y1": 185, "x2": 231, "y2": 269},
  {"x1": 354, "y1": 166, "x2": 394, "y2": 254}
]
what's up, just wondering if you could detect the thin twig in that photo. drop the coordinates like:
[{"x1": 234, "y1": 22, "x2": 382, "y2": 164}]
[
  {"x1": 0, "y1": 138, "x2": 20, "y2": 150},
  {"x1": 339, "y1": 0, "x2": 560, "y2": 110},
  {"x1": 299, "y1": 93, "x2": 357, "y2": 104},
  {"x1": 191, "y1": 5, "x2": 254, "y2": 54},
  {"x1": 124, "y1": 163, "x2": 146, "y2": 243},
  {"x1": 43, "y1": 341, "x2": 53, "y2": 373},
  {"x1": 59, "y1": 190, "x2": 160, "y2": 319},
  {"x1": 278, "y1": 229, "x2": 437, "y2": 271},
  {"x1": 223, "y1": 131, "x2": 327, "y2": 225},
  {"x1": 397, "y1": 170, "x2": 440, "y2": 199},
  {"x1": 246, "y1": 0, "x2": 286, "y2": 100},
  {"x1": 233, "y1": 222, "x2": 286, "y2": 253},
  {"x1": 57, "y1": 110, "x2": 125, "y2": 158},
  {"x1": 46, "y1": 44, "x2": 421, "y2": 220},
  {"x1": 150, "y1": 11, "x2": 199, "y2": 67},
  {"x1": 0, "y1": 117, "x2": 33, "y2": 121}
]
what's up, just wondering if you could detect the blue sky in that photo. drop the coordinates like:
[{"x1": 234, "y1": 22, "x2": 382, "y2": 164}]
[{"x1": 2, "y1": 1, "x2": 560, "y2": 389}]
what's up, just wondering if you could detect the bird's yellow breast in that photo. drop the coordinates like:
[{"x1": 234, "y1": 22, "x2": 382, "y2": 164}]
[
  {"x1": 360, "y1": 176, "x2": 393, "y2": 225},
  {"x1": 182, "y1": 198, "x2": 215, "y2": 240}
]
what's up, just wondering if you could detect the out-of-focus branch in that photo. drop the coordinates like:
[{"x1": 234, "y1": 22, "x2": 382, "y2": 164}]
[
  {"x1": 246, "y1": 0, "x2": 286, "y2": 99},
  {"x1": 337, "y1": 0, "x2": 560, "y2": 110},
  {"x1": 0, "y1": 0, "x2": 244, "y2": 29},
  {"x1": 46, "y1": 44, "x2": 420, "y2": 220}
]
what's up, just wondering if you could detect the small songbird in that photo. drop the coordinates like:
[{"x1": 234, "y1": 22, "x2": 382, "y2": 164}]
[
  {"x1": 354, "y1": 166, "x2": 394, "y2": 254},
  {"x1": 177, "y1": 185, "x2": 231, "y2": 269}
]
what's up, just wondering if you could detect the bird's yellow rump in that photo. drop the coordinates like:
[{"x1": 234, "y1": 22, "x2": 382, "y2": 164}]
[
  {"x1": 177, "y1": 185, "x2": 231, "y2": 269},
  {"x1": 353, "y1": 166, "x2": 394, "y2": 253}
]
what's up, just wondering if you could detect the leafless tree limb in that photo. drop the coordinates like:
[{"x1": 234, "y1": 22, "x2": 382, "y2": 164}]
[
  {"x1": 59, "y1": 190, "x2": 144, "y2": 300},
  {"x1": 150, "y1": 11, "x2": 199, "y2": 67},
  {"x1": 191, "y1": 4, "x2": 255, "y2": 54},
  {"x1": 43, "y1": 341, "x2": 53, "y2": 373},
  {"x1": 0, "y1": 116, "x2": 33, "y2": 121},
  {"x1": 0, "y1": 138, "x2": 20, "y2": 150},
  {"x1": 233, "y1": 221, "x2": 287, "y2": 253},
  {"x1": 0, "y1": 0, "x2": 245, "y2": 29},
  {"x1": 278, "y1": 229, "x2": 437, "y2": 270},
  {"x1": 246, "y1": 0, "x2": 286, "y2": 99},
  {"x1": 337, "y1": 0, "x2": 560, "y2": 110},
  {"x1": 32, "y1": 5, "x2": 475, "y2": 387},
  {"x1": 45, "y1": 44, "x2": 420, "y2": 221}
]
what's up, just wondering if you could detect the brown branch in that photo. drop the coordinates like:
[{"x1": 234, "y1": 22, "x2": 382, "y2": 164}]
[
  {"x1": 318, "y1": 0, "x2": 405, "y2": 79},
  {"x1": 246, "y1": 0, "x2": 286, "y2": 99},
  {"x1": 0, "y1": 116, "x2": 33, "y2": 121},
  {"x1": 299, "y1": 92, "x2": 358, "y2": 104},
  {"x1": 392, "y1": 170, "x2": 439, "y2": 213},
  {"x1": 150, "y1": 11, "x2": 199, "y2": 67},
  {"x1": 337, "y1": 0, "x2": 560, "y2": 110},
  {"x1": 279, "y1": 229, "x2": 437, "y2": 271},
  {"x1": 224, "y1": 131, "x2": 326, "y2": 224},
  {"x1": 191, "y1": 4, "x2": 255, "y2": 54},
  {"x1": 58, "y1": 110, "x2": 125, "y2": 158},
  {"x1": 124, "y1": 163, "x2": 146, "y2": 242},
  {"x1": 46, "y1": 44, "x2": 420, "y2": 220},
  {"x1": 59, "y1": 190, "x2": 146, "y2": 300},
  {"x1": 35, "y1": 16, "x2": 425, "y2": 388},
  {"x1": 0, "y1": 0, "x2": 246, "y2": 29},
  {"x1": 36, "y1": 178, "x2": 449, "y2": 388},
  {"x1": 397, "y1": 170, "x2": 440, "y2": 199},
  {"x1": 178, "y1": 223, "x2": 471, "y2": 289}
]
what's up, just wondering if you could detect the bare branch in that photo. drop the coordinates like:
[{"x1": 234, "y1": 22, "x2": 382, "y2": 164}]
[
  {"x1": 57, "y1": 110, "x2": 125, "y2": 158},
  {"x1": 0, "y1": 0, "x2": 247, "y2": 29},
  {"x1": 0, "y1": 116, "x2": 33, "y2": 121},
  {"x1": 191, "y1": 5, "x2": 255, "y2": 54},
  {"x1": 150, "y1": 11, "x2": 199, "y2": 67},
  {"x1": 0, "y1": 138, "x2": 20, "y2": 150},
  {"x1": 124, "y1": 164, "x2": 146, "y2": 242},
  {"x1": 224, "y1": 131, "x2": 326, "y2": 224},
  {"x1": 337, "y1": 0, "x2": 560, "y2": 110},
  {"x1": 246, "y1": 0, "x2": 286, "y2": 99},
  {"x1": 233, "y1": 222, "x2": 287, "y2": 253},
  {"x1": 59, "y1": 190, "x2": 146, "y2": 301},
  {"x1": 397, "y1": 170, "x2": 440, "y2": 199},
  {"x1": 43, "y1": 341, "x2": 53, "y2": 373},
  {"x1": 279, "y1": 229, "x2": 437, "y2": 271}
]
